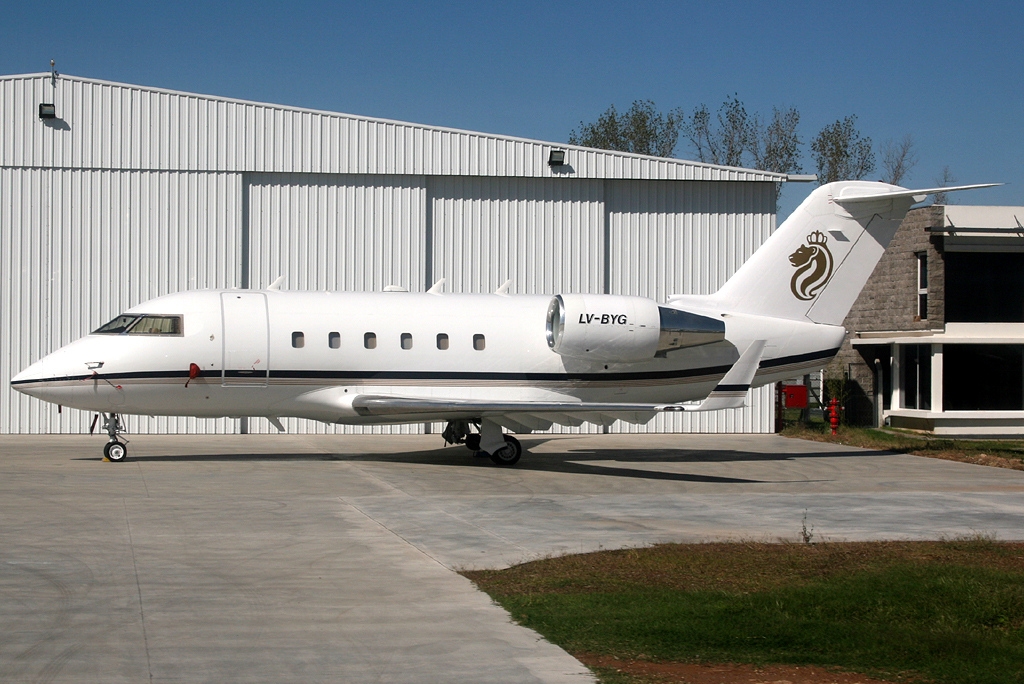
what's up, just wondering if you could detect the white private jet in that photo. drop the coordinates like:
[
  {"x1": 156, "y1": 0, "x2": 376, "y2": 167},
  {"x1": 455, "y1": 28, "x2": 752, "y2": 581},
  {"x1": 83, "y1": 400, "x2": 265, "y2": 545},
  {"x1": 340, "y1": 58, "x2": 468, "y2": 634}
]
[{"x1": 12, "y1": 180, "x2": 995, "y2": 464}]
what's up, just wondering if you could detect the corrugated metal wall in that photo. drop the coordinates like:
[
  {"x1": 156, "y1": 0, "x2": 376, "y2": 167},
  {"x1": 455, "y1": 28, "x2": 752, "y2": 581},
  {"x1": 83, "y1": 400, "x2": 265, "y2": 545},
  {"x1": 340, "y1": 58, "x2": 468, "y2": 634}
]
[
  {"x1": 606, "y1": 179, "x2": 775, "y2": 433},
  {"x1": 1, "y1": 168, "x2": 241, "y2": 434},
  {"x1": 430, "y1": 176, "x2": 605, "y2": 295},
  {"x1": 2, "y1": 74, "x2": 778, "y2": 434}
]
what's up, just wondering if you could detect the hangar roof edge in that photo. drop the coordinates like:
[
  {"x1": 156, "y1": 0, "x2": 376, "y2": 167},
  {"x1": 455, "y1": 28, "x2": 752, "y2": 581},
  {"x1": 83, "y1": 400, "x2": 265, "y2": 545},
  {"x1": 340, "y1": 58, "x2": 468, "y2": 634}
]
[{"x1": 1, "y1": 72, "x2": 787, "y2": 182}]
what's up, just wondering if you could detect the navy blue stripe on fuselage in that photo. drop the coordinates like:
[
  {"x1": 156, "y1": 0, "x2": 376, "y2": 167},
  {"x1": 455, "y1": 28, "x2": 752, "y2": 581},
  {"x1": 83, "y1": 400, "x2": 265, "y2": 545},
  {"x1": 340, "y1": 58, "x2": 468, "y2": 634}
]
[{"x1": 11, "y1": 347, "x2": 840, "y2": 386}]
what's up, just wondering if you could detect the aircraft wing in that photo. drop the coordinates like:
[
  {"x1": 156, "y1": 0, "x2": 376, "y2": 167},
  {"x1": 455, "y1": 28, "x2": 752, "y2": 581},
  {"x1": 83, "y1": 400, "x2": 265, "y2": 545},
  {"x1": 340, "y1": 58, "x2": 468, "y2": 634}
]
[
  {"x1": 350, "y1": 395, "x2": 677, "y2": 431},
  {"x1": 346, "y1": 339, "x2": 768, "y2": 431}
]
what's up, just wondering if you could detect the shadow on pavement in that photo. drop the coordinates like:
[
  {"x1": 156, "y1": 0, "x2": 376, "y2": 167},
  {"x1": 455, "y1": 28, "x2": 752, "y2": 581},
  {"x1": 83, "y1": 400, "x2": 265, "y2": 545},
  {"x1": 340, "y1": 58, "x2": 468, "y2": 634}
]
[{"x1": 66, "y1": 436, "x2": 882, "y2": 484}]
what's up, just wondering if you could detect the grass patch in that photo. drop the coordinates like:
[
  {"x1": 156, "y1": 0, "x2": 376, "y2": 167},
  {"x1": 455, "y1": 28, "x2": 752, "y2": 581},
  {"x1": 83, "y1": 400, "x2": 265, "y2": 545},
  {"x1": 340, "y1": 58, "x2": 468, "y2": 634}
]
[
  {"x1": 781, "y1": 422, "x2": 1024, "y2": 471},
  {"x1": 464, "y1": 540, "x2": 1024, "y2": 684}
]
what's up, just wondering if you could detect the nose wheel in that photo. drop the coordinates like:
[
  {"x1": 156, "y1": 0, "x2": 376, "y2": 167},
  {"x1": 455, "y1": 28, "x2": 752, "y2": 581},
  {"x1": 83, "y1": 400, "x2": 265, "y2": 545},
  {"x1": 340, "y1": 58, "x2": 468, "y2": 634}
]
[
  {"x1": 99, "y1": 413, "x2": 129, "y2": 463},
  {"x1": 104, "y1": 440, "x2": 128, "y2": 462}
]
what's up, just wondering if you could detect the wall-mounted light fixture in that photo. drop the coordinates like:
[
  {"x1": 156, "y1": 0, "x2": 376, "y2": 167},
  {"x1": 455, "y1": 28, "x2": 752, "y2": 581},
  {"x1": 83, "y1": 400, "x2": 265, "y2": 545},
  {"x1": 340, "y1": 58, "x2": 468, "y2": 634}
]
[
  {"x1": 547, "y1": 149, "x2": 566, "y2": 166},
  {"x1": 39, "y1": 60, "x2": 59, "y2": 120}
]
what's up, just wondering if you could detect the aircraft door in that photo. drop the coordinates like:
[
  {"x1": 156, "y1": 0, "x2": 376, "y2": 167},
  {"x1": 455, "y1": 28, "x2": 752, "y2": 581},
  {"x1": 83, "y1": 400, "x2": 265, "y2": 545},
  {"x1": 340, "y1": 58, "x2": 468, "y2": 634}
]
[{"x1": 221, "y1": 292, "x2": 270, "y2": 386}]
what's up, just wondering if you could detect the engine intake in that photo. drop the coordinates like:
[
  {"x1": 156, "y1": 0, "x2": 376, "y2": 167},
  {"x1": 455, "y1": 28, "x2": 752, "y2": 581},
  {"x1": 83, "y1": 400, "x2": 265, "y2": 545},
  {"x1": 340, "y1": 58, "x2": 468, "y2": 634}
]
[{"x1": 546, "y1": 294, "x2": 725, "y2": 362}]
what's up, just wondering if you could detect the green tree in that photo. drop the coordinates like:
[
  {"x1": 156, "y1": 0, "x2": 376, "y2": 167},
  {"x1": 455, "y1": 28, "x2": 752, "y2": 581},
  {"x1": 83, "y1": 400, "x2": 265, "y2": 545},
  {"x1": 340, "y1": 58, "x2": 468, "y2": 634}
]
[
  {"x1": 749, "y1": 106, "x2": 803, "y2": 207},
  {"x1": 568, "y1": 100, "x2": 684, "y2": 157},
  {"x1": 749, "y1": 106, "x2": 802, "y2": 177},
  {"x1": 810, "y1": 116, "x2": 875, "y2": 184},
  {"x1": 683, "y1": 96, "x2": 750, "y2": 167}
]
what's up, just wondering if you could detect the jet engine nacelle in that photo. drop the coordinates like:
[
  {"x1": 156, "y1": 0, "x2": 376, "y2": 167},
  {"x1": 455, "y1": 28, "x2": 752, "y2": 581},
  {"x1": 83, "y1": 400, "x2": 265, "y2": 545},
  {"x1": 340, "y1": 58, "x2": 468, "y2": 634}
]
[{"x1": 545, "y1": 294, "x2": 726, "y2": 362}]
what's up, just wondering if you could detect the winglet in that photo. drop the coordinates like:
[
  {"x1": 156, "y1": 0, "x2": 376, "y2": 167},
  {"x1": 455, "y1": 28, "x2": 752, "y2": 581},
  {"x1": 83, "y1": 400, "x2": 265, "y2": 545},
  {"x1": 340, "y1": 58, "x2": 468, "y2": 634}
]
[
  {"x1": 427, "y1": 278, "x2": 445, "y2": 294},
  {"x1": 266, "y1": 275, "x2": 285, "y2": 291},
  {"x1": 692, "y1": 340, "x2": 766, "y2": 411}
]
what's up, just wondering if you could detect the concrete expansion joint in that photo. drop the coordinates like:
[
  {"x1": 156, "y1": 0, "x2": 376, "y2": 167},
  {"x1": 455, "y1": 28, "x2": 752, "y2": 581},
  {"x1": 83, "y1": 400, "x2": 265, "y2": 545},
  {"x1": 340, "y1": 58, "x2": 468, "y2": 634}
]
[
  {"x1": 122, "y1": 498, "x2": 154, "y2": 682},
  {"x1": 339, "y1": 498, "x2": 455, "y2": 571}
]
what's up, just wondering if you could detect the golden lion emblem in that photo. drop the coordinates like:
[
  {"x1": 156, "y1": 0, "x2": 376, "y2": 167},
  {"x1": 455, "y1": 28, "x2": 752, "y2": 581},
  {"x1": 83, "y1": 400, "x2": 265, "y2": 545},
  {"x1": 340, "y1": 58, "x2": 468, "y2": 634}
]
[{"x1": 789, "y1": 231, "x2": 833, "y2": 301}]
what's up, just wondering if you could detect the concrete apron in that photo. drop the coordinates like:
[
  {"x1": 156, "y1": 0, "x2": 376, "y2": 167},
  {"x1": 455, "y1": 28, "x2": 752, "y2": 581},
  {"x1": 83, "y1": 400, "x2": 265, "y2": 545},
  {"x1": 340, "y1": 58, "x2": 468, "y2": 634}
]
[{"x1": 3, "y1": 432, "x2": 1024, "y2": 683}]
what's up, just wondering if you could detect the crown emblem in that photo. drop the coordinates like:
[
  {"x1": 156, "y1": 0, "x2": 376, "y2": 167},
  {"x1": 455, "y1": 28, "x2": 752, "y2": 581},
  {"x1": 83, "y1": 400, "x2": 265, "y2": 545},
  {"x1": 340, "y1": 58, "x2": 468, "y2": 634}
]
[{"x1": 806, "y1": 230, "x2": 828, "y2": 246}]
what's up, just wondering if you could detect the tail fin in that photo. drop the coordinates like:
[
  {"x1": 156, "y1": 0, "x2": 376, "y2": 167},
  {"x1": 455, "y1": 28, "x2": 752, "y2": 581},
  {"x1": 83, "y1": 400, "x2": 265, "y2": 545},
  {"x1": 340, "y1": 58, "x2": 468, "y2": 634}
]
[{"x1": 713, "y1": 181, "x2": 997, "y2": 325}]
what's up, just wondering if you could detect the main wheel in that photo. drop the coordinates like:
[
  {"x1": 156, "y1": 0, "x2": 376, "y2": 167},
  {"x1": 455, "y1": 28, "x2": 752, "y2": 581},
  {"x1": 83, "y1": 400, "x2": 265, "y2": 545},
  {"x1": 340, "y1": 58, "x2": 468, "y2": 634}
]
[
  {"x1": 104, "y1": 441, "x2": 128, "y2": 462},
  {"x1": 489, "y1": 435, "x2": 522, "y2": 466}
]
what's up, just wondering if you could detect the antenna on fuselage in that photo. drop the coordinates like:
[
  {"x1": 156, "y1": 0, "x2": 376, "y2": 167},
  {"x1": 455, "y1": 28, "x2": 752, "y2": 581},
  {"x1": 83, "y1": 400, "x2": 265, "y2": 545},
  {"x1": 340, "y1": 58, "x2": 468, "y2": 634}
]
[
  {"x1": 266, "y1": 275, "x2": 285, "y2": 291},
  {"x1": 427, "y1": 278, "x2": 445, "y2": 294}
]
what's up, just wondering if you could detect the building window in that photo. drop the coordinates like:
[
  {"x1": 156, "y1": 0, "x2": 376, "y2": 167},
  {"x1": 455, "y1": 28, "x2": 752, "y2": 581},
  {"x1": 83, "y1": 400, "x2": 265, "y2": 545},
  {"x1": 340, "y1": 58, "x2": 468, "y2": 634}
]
[
  {"x1": 328, "y1": 332, "x2": 340, "y2": 349},
  {"x1": 436, "y1": 333, "x2": 449, "y2": 350},
  {"x1": 916, "y1": 252, "x2": 928, "y2": 320},
  {"x1": 946, "y1": 252, "x2": 1024, "y2": 322},
  {"x1": 944, "y1": 344, "x2": 1024, "y2": 411},
  {"x1": 364, "y1": 332, "x2": 376, "y2": 349},
  {"x1": 473, "y1": 334, "x2": 486, "y2": 351},
  {"x1": 901, "y1": 344, "x2": 931, "y2": 410},
  {"x1": 291, "y1": 331, "x2": 305, "y2": 348},
  {"x1": 401, "y1": 332, "x2": 413, "y2": 350}
]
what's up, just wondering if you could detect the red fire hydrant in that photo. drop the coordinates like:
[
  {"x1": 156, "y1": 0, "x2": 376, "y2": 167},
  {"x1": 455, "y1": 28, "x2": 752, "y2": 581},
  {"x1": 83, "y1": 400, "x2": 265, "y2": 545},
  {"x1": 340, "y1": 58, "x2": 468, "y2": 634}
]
[{"x1": 827, "y1": 397, "x2": 842, "y2": 436}]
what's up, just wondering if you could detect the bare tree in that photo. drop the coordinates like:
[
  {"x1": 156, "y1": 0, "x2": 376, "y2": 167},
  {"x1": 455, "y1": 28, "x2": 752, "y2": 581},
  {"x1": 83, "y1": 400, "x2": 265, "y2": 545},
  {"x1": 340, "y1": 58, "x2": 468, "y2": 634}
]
[
  {"x1": 683, "y1": 96, "x2": 750, "y2": 167},
  {"x1": 810, "y1": 116, "x2": 875, "y2": 184},
  {"x1": 933, "y1": 166, "x2": 957, "y2": 205},
  {"x1": 880, "y1": 134, "x2": 918, "y2": 186},
  {"x1": 569, "y1": 100, "x2": 684, "y2": 157}
]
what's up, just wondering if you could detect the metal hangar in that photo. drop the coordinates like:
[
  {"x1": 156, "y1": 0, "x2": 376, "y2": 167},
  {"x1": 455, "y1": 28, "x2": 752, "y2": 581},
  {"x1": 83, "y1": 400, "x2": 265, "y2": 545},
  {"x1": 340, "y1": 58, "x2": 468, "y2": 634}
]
[{"x1": 1, "y1": 72, "x2": 788, "y2": 435}]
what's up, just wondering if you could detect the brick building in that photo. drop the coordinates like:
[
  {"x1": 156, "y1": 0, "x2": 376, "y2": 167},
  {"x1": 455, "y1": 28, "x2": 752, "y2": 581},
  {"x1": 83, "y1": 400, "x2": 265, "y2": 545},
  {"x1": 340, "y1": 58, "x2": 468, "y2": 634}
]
[{"x1": 830, "y1": 204, "x2": 1024, "y2": 434}]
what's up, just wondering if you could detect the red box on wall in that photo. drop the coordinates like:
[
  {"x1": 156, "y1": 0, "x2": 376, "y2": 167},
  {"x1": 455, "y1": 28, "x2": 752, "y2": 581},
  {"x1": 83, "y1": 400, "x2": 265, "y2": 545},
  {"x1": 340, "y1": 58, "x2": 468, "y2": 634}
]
[{"x1": 782, "y1": 384, "x2": 809, "y2": 409}]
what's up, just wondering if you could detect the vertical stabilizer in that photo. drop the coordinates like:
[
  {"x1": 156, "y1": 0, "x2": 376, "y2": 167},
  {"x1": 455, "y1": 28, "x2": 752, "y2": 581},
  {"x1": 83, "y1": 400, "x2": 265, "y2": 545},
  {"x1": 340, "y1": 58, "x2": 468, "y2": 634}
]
[{"x1": 713, "y1": 181, "x2": 917, "y2": 326}]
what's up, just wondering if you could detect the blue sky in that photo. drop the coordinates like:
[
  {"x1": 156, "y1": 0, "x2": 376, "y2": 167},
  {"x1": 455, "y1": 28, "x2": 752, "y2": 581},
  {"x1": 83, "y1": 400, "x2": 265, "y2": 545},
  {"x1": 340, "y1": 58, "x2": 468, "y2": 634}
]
[{"x1": 3, "y1": 0, "x2": 1021, "y2": 217}]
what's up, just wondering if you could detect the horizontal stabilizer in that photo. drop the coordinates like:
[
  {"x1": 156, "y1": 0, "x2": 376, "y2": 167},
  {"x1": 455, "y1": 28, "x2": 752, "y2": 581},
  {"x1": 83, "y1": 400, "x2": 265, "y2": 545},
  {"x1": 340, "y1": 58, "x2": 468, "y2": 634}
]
[
  {"x1": 693, "y1": 340, "x2": 766, "y2": 411},
  {"x1": 833, "y1": 183, "x2": 1000, "y2": 205}
]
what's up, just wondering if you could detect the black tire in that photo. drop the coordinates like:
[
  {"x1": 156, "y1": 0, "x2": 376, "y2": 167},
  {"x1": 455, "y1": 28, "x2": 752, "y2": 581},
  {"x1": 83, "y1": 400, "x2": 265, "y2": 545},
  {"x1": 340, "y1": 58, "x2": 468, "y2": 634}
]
[
  {"x1": 104, "y1": 441, "x2": 128, "y2": 462},
  {"x1": 465, "y1": 434, "x2": 481, "y2": 451},
  {"x1": 489, "y1": 435, "x2": 522, "y2": 466}
]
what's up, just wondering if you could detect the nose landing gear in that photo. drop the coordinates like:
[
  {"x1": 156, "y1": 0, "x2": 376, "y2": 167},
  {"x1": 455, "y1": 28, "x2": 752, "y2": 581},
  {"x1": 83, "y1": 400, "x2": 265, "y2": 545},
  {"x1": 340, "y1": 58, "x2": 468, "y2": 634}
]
[{"x1": 99, "y1": 413, "x2": 128, "y2": 462}]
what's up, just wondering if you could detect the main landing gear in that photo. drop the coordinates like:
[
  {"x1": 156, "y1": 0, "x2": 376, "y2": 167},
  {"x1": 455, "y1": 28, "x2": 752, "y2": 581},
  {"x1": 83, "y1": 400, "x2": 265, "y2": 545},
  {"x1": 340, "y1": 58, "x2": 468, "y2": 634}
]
[
  {"x1": 97, "y1": 413, "x2": 128, "y2": 463},
  {"x1": 442, "y1": 419, "x2": 523, "y2": 466}
]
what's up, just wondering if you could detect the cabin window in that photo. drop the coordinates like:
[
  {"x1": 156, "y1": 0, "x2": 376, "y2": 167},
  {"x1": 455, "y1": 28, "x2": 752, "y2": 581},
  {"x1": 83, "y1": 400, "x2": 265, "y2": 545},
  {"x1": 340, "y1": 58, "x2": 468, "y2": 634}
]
[
  {"x1": 119, "y1": 315, "x2": 184, "y2": 335},
  {"x1": 401, "y1": 333, "x2": 413, "y2": 350},
  {"x1": 364, "y1": 332, "x2": 377, "y2": 349},
  {"x1": 473, "y1": 334, "x2": 486, "y2": 351},
  {"x1": 291, "y1": 331, "x2": 305, "y2": 348},
  {"x1": 328, "y1": 332, "x2": 341, "y2": 349},
  {"x1": 436, "y1": 333, "x2": 449, "y2": 350}
]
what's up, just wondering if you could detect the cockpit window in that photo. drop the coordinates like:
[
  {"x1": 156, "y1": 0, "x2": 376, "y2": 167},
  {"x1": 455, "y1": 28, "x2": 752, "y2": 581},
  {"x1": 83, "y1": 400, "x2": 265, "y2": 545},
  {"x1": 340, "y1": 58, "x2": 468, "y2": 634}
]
[
  {"x1": 93, "y1": 315, "x2": 141, "y2": 334},
  {"x1": 93, "y1": 314, "x2": 182, "y2": 336},
  {"x1": 128, "y1": 315, "x2": 182, "y2": 335}
]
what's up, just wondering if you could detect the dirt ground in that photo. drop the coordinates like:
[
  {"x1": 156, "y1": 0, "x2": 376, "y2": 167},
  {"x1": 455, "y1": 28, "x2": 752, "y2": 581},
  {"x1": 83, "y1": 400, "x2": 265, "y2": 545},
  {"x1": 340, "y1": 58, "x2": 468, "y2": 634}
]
[{"x1": 578, "y1": 653, "x2": 911, "y2": 683}]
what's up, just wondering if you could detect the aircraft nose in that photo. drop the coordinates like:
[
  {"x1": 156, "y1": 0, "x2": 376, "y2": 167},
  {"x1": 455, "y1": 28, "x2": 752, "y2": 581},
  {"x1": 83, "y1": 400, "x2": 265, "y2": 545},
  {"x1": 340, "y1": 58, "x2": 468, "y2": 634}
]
[{"x1": 11, "y1": 356, "x2": 50, "y2": 388}]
